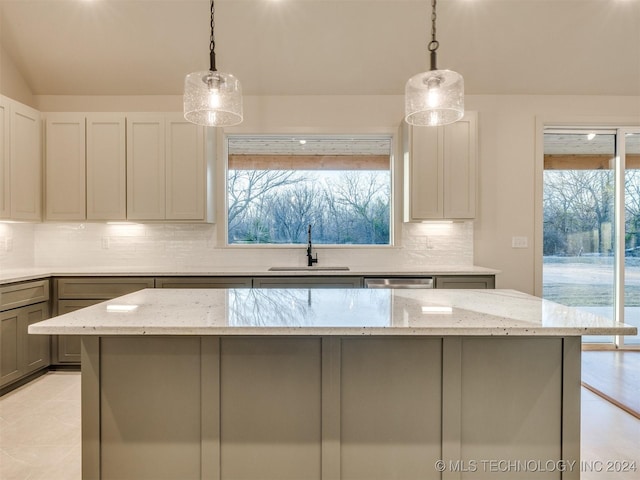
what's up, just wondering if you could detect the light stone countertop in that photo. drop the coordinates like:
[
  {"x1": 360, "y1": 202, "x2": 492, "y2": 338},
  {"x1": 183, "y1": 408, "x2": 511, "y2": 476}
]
[
  {"x1": 0, "y1": 265, "x2": 499, "y2": 285},
  {"x1": 28, "y1": 288, "x2": 636, "y2": 337}
]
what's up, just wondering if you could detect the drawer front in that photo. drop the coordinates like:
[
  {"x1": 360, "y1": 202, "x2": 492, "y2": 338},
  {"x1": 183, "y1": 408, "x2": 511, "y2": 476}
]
[
  {"x1": 434, "y1": 275, "x2": 496, "y2": 289},
  {"x1": 252, "y1": 276, "x2": 364, "y2": 288},
  {"x1": 55, "y1": 277, "x2": 155, "y2": 299},
  {"x1": 156, "y1": 277, "x2": 252, "y2": 288},
  {"x1": 0, "y1": 280, "x2": 50, "y2": 311}
]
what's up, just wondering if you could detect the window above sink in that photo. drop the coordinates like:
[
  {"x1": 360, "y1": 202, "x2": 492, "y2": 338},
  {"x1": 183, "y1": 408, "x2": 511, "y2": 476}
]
[{"x1": 224, "y1": 134, "x2": 393, "y2": 247}]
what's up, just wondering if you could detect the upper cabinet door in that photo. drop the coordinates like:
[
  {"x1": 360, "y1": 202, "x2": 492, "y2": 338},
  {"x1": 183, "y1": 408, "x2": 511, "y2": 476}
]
[
  {"x1": 0, "y1": 97, "x2": 10, "y2": 219},
  {"x1": 10, "y1": 100, "x2": 41, "y2": 221},
  {"x1": 404, "y1": 123, "x2": 444, "y2": 220},
  {"x1": 165, "y1": 115, "x2": 204, "y2": 220},
  {"x1": 443, "y1": 113, "x2": 477, "y2": 219},
  {"x1": 45, "y1": 114, "x2": 86, "y2": 221},
  {"x1": 87, "y1": 114, "x2": 126, "y2": 220},
  {"x1": 126, "y1": 115, "x2": 166, "y2": 220},
  {"x1": 403, "y1": 111, "x2": 477, "y2": 221}
]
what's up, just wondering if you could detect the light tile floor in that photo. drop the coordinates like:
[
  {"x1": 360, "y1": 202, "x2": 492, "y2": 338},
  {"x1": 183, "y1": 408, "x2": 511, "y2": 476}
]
[
  {"x1": 0, "y1": 373, "x2": 81, "y2": 480},
  {"x1": 1, "y1": 372, "x2": 639, "y2": 480}
]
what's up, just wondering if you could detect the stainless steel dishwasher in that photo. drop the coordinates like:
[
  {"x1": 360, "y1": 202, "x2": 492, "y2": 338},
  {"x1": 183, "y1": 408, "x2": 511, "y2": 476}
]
[{"x1": 363, "y1": 277, "x2": 434, "y2": 289}]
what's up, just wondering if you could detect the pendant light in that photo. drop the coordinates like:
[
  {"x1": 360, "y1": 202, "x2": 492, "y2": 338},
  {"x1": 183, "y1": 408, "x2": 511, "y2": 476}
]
[
  {"x1": 184, "y1": 0, "x2": 243, "y2": 127},
  {"x1": 405, "y1": 0, "x2": 463, "y2": 127}
]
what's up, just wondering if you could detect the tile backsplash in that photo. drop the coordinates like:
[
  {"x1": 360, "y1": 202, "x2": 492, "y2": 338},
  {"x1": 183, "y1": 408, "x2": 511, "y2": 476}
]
[
  {"x1": 0, "y1": 223, "x2": 35, "y2": 269},
  {"x1": 1, "y1": 221, "x2": 473, "y2": 270}
]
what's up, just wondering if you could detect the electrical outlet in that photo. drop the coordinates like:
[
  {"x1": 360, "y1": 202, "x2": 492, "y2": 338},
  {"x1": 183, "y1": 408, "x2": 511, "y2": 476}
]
[
  {"x1": 6, "y1": 238, "x2": 12, "y2": 251},
  {"x1": 512, "y1": 236, "x2": 528, "y2": 248},
  {"x1": 102, "y1": 237, "x2": 110, "y2": 249}
]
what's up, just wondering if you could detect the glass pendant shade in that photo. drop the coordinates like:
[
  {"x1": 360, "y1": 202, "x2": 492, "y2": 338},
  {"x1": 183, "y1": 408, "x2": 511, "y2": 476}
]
[
  {"x1": 405, "y1": 69, "x2": 464, "y2": 126},
  {"x1": 184, "y1": 71, "x2": 243, "y2": 127}
]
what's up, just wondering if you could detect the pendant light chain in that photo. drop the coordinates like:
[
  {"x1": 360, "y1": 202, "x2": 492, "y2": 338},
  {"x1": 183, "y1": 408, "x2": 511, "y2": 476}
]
[
  {"x1": 209, "y1": 0, "x2": 217, "y2": 72},
  {"x1": 428, "y1": 0, "x2": 439, "y2": 70},
  {"x1": 429, "y1": 0, "x2": 439, "y2": 53}
]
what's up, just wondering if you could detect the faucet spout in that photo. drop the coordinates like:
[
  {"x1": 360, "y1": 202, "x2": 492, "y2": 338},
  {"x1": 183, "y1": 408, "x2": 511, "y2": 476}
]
[{"x1": 306, "y1": 224, "x2": 318, "y2": 267}]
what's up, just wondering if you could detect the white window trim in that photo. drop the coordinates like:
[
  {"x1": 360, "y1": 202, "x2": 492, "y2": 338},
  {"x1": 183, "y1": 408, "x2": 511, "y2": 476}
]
[{"x1": 214, "y1": 127, "x2": 402, "y2": 249}]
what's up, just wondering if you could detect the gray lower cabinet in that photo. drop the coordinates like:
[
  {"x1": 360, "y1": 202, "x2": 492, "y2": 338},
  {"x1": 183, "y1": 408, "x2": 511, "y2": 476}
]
[
  {"x1": 82, "y1": 335, "x2": 576, "y2": 480},
  {"x1": 54, "y1": 300, "x2": 104, "y2": 364},
  {"x1": 155, "y1": 277, "x2": 252, "y2": 288},
  {"x1": 53, "y1": 277, "x2": 155, "y2": 365},
  {"x1": 435, "y1": 275, "x2": 495, "y2": 289},
  {"x1": 252, "y1": 276, "x2": 364, "y2": 288},
  {"x1": 0, "y1": 279, "x2": 51, "y2": 388}
]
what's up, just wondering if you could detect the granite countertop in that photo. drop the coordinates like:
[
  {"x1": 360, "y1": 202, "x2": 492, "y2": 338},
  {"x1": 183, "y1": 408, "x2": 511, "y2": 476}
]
[
  {"x1": 0, "y1": 265, "x2": 499, "y2": 285},
  {"x1": 28, "y1": 288, "x2": 636, "y2": 337}
]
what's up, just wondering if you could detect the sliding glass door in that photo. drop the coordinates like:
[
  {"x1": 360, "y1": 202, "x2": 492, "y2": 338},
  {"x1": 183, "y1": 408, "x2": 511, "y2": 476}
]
[
  {"x1": 543, "y1": 130, "x2": 616, "y2": 344},
  {"x1": 543, "y1": 127, "x2": 640, "y2": 347}
]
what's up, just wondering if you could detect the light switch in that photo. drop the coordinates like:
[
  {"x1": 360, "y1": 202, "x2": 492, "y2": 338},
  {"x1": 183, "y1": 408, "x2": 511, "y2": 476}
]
[{"x1": 512, "y1": 236, "x2": 528, "y2": 248}]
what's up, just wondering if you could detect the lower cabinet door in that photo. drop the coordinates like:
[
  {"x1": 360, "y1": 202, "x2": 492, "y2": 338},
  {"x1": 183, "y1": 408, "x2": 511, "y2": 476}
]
[
  {"x1": 23, "y1": 303, "x2": 50, "y2": 374},
  {"x1": 0, "y1": 302, "x2": 50, "y2": 387},
  {"x1": 55, "y1": 299, "x2": 102, "y2": 364},
  {"x1": 0, "y1": 309, "x2": 21, "y2": 386}
]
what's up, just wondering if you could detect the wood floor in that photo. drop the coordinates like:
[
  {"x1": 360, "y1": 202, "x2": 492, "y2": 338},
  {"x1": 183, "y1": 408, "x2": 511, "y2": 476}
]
[
  {"x1": 0, "y1": 371, "x2": 639, "y2": 480},
  {"x1": 582, "y1": 351, "x2": 640, "y2": 418}
]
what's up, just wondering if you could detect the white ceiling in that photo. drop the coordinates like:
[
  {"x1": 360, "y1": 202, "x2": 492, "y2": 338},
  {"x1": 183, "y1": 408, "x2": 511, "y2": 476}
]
[{"x1": 1, "y1": 0, "x2": 639, "y2": 97}]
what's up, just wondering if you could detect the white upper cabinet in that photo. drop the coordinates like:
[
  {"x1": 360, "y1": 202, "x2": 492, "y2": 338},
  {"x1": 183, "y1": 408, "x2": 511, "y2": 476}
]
[
  {"x1": 45, "y1": 114, "x2": 86, "y2": 220},
  {"x1": 127, "y1": 114, "x2": 205, "y2": 221},
  {"x1": 165, "y1": 115, "x2": 204, "y2": 220},
  {"x1": 403, "y1": 111, "x2": 477, "y2": 221},
  {"x1": 0, "y1": 96, "x2": 41, "y2": 221},
  {"x1": 43, "y1": 112, "x2": 209, "y2": 222},
  {"x1": 44, "y1": 113, "x2": 127, "y2": 221},
  {"x1": 86, "y1": 115, "x2": 126, "y2": 220},
  {"x1": 0, "y1": 97, "x2": 9, "y2": 218},
  {"x1": 126, "y1": 115, "x2": 166, "y2": 220}
]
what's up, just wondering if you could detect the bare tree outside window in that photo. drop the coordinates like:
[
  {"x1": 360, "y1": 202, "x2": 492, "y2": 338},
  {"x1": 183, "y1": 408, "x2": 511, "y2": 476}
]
[{"x1": 542, "y1": 131, "x2": 640, "y2": 345}]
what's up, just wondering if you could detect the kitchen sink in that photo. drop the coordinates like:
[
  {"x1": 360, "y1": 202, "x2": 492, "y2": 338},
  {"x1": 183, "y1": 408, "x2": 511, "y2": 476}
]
[{"x1": 268, "y1": 266, "x2": 350, "y2": 271}]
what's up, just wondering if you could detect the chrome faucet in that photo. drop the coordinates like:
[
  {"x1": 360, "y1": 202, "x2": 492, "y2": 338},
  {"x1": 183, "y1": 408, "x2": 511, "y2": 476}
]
[{"x1": 307, "y1": 224, "x2": 318, "y2": 267}]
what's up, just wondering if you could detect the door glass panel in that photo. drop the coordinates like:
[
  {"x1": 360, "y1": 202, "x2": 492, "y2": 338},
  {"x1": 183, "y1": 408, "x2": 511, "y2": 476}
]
[
  {"x1": 543, "y1": 132, "x2": 616, "y2": 344},
  {"x1": 624, "y1": 132, "x2": 640, "y2": 345}
]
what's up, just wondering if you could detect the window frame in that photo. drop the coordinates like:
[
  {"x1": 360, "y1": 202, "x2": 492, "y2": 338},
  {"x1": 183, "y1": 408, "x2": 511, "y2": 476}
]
[{"x1": 215, "y1": 128, "x2": 401, "y2": 249}]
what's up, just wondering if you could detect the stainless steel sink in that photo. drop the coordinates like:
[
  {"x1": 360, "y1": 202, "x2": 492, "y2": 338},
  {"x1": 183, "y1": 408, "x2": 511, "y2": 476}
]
[{"x1": 268, "y1": 266, "x2": 350, "y2": 271}]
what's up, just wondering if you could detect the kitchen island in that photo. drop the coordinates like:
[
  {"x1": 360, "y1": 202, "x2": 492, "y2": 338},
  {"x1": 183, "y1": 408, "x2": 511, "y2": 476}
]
[{"x1": 29, "y1": 288, "x2": 636, "y2": 480}]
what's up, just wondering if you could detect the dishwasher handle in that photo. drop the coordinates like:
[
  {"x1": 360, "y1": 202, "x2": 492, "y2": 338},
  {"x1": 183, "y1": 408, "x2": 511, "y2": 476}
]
[{"x1": 364, "y1": 277, "x2": 434, "y2": 289}]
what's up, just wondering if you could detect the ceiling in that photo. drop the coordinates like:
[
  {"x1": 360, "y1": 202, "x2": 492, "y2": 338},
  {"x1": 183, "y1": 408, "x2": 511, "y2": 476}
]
[{"x1": 1, "y1": 0, "x2": 639, "y2": 97}]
